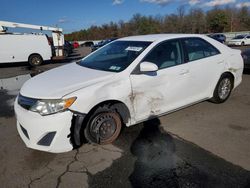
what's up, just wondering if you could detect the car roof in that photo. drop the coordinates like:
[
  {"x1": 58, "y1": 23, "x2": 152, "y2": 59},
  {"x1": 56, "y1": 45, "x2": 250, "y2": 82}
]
[{"x1": 118, "y1": 34, "x2": 206, "y2": 42}]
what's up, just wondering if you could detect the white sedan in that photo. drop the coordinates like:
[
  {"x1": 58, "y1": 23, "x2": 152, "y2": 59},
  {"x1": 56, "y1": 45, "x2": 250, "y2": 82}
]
[
  {"x1": 15, "y1": 34, "x2": 243, "y2": 153},
  {"x1": 228, "y1": 34, "x2": 250, "y2": 46}
]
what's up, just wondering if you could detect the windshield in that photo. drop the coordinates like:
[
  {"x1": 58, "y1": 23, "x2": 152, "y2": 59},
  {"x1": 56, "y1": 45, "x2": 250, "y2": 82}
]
[
  {"x1": 78, "y1": 41, "x2": 151, "y2": 72},
  {"x1": 233, "y1": 35, "x2": 245, "y2": 39}
]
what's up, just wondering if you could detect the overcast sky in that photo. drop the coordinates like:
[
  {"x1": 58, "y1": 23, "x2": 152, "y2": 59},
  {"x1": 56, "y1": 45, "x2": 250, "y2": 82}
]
[{"x1": 1, "y1": 0, "x2": 250, "y2": 33}]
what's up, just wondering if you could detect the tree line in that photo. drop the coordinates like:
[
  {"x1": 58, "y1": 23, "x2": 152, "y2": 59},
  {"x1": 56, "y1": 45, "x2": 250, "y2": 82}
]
[{"x1": 65, "y1": 6, "x2": 250, "y2": 41}]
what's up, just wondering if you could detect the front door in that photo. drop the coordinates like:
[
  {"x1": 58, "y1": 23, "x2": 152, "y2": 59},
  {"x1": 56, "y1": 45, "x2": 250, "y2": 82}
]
[{"x1": 129, "y1": 39, "x2": 191, "y2": 122}]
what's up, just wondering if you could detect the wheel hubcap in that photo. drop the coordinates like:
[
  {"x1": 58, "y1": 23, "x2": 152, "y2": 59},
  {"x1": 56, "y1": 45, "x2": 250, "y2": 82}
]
[
  {"x1": 32, "y1": 57, "x2": 41, "y2": 65},
  {"x1": 90, "y1": 113, "x2": 117, "y2": 141},
  {"x1": 218, "y1": 78, "x2": 231, "y2": 100}
]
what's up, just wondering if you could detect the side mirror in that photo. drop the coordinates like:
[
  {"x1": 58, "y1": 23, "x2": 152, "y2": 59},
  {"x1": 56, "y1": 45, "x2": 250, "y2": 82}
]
[{"x1": 140, "y1": 61, "x2": 158, "y2": 72}]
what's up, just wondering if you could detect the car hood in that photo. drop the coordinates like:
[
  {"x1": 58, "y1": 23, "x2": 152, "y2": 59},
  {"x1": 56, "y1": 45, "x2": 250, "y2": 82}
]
[{"x1": 20, "y1": 63, "x2": 115, "y2": 99}]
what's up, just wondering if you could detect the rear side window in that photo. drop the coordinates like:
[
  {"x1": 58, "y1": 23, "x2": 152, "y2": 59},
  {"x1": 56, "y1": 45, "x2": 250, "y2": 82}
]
[{"x1": 183, "y1": 38, "x2": 220, "y2": 62}]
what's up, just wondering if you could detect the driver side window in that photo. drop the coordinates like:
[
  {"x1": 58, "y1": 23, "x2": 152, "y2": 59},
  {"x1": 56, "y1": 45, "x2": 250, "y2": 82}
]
[{"x1": 143, "y1": 40, "x2": 183, "y2": 69}]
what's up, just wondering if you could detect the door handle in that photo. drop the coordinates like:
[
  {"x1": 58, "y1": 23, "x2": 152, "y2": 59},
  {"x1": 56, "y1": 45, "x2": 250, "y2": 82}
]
[{"x1": 179, "y1": 69, "x2": 189, "y2": 75}]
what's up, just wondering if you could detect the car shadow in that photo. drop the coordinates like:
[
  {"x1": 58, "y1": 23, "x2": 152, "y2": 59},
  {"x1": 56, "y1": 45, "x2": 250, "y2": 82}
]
[{"x1": 87, "y1": 118, "x2": 250, "y2": 188}]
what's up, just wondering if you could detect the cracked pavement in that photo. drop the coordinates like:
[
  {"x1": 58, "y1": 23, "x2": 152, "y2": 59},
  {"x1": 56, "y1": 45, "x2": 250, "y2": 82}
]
[
  {"x1": 0, "y1": 51, "x2": 250, "y2": 187},
  {"x1": 0, "y1": 128, "x2": 124, "y2": 188}
]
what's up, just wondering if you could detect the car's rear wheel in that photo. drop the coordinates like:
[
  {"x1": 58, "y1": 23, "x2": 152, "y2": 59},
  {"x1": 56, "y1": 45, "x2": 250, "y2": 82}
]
[
  {"x1": 241, "y1": 42, "x2": 245, "y2": 46},
  {"x1": 84, "y1": 105, "x2": 122, "y2": 144},
  {"x1": 210, "y1": 74, "x2": 233, "y2": 103},
  {"x1": 28, "y1": 54, "x2": 43, "y2": 66}
]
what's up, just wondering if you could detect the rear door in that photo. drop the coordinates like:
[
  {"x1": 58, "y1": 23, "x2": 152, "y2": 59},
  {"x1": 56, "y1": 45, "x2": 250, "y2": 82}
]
[{"x1": 181, "y1": 37, "x2": 224, "y2": 101}]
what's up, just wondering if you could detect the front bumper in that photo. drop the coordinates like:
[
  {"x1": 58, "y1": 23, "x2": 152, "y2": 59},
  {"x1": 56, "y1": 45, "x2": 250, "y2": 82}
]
[{"x1": 14, "y1": 99, "x2": 74, "y2": 153}]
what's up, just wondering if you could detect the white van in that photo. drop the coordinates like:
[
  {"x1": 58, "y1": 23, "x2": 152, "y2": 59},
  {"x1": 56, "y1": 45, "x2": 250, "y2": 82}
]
[{"x1": 0, "y1": 33, "x2": 52, "y2": 66}]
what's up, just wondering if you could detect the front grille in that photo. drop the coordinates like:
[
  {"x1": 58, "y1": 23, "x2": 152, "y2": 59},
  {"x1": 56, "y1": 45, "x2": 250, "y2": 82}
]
[{"x1": 18, "y1": 95, "x2": 38, "y2": 110}]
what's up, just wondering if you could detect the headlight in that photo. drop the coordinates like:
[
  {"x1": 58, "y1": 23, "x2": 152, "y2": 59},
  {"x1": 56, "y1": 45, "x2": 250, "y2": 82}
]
[{"x1": 30, "y1": 97, "x2": 76, "y2": 115}]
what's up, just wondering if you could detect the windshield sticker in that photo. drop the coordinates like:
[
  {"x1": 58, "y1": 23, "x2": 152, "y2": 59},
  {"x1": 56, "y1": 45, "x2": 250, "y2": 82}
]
[
  {"x1": 109, "y1": 66, "x2": 121, "y2": 71},
  {"x1": 125, "y1": 46, "x2": 143, "y2": 52}
]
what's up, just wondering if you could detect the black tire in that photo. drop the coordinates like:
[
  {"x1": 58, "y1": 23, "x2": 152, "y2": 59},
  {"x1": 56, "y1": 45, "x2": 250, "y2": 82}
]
[
  {"x1": 84, "y1": 104, "x2": 122, "y2": 144},
  {"x1": 241, "y1": 42, "x2": 245, "y2": 46},
  {"x1": 28, "y1": 54, "x2": 43, "y2": 66},
  {"x1": 210, "y1": 74, "x2": 233, "y2": 104}
]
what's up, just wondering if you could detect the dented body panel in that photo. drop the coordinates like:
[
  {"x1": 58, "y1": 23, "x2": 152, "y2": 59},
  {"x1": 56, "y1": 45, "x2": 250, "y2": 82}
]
[
  {"x1": 67, "y1": 74, "x2": 136, "y2": 125},
  {"x1": 130, "y1": 63, "x2": 191, "y2": 121}
]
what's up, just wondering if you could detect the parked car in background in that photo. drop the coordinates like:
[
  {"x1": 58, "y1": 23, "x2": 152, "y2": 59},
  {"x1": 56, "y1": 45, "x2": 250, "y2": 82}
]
[
  {"x1": 72, "y1": 41, "x2": 79, "y2": 48},
  {"x1": 15, "y1": 34, "x2": 243, "y2": 153},
  {"x1": 63, "y1": 40, "x2": 73, "y2": 57},
  {"x1": 208, "y1": 33, "x2": 226, "y2": 43},
  {"x1": 91, "y1": 38, "x2": 117, "y2": 52},
  {"x1": 242, "y1": 49, "x2": 250, "y2": 69},
  {"x1": 82, "y1": 41, "x2": 94, "y2": 47},
  {"x1": 228, "y1": 34, "x2": 250, "y2": 46}
]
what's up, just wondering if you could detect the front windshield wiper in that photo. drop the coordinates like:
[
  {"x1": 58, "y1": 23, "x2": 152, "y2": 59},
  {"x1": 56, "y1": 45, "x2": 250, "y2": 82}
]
[{"x1": 76, "y1": 61, "x2": 119, "y2": 73}]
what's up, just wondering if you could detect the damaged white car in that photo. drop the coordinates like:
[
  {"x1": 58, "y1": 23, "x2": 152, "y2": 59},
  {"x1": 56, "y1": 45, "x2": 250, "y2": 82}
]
[{"x1": 15, "y1": 34, "x2": 243, "y2": 153}]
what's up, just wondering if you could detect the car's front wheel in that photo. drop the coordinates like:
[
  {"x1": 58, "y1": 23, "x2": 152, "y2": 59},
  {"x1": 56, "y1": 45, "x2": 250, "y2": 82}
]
[
  {"x1": 210, "y1": 74, "x2": 233, "y2": 103},
  {"x1": 84, "y1": 105, "x2": 122, "y2": 144}
]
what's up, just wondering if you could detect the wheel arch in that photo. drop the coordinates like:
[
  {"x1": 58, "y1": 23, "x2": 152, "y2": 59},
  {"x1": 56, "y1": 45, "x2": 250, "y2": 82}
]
[
  {"x1": 70, "y1": 100, "x2": 130, "y2": 148},
  {"x1": 85, "y1": 100, "x2": 131, "y2": 126}
]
